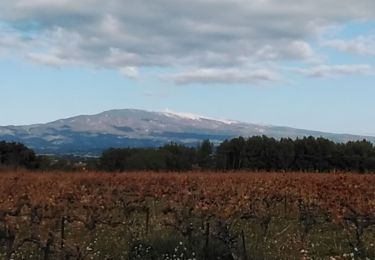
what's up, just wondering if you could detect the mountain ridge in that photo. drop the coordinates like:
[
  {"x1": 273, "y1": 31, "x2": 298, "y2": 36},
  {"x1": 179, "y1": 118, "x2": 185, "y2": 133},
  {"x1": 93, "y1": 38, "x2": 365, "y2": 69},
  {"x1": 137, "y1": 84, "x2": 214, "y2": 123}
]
[{"x1": 0, "y1": 109, "x2": 374, "y2": 156}]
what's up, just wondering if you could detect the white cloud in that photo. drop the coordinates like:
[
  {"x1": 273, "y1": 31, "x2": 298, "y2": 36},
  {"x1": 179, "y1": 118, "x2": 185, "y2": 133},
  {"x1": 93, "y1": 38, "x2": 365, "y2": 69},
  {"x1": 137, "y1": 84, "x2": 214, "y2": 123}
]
[
  {"x1": 0, "y1": 24, "x2": 32, "y2": 57},
  {"x1": 298, "y1": 64, "x2": 375, "y2": 78},
  {"x1": 119, "y1": 66, "x2": 139, "y2": 79},
  {"x1": 1, "y1": 0, "x2": 375, "y2": 83},
  {"x1": 255, "y1": 41, "x2": 315, "y2": 60},
  {"x1": 165, "y1": 68, "x2": 278, "y2": 85},
  {"x1": 324, "y1": 35, "x2": 375, "y2": 56},
  {"x1": 27, "y1": 52, "x2": 69, "y2": 67}
]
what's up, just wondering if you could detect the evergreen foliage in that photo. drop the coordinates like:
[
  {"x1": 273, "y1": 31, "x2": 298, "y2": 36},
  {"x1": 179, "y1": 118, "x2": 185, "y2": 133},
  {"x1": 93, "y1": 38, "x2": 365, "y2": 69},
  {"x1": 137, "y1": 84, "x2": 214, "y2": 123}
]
[
  {"x1": 2, "y1": 136, "x2": 375, "y2": 172},
  {"x1": 100, "y1": 136, "x2": 375, "y2": 172},
  {"x1": 0, "y1": 141, "x2": 38, "y2": 169}
]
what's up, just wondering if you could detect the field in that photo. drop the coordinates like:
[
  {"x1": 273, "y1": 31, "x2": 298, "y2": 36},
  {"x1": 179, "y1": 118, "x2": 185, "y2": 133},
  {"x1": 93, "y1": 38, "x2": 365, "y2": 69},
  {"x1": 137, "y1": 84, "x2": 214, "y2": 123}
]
[{"x1": 0, "y1": 172, "x2": 374, "y2": 260}]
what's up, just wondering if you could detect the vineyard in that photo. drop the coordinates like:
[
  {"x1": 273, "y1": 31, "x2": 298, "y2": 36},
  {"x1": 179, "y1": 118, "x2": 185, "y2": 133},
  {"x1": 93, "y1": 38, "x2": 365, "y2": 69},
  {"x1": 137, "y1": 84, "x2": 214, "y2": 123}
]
[{"x1": 0, "y1": 172, "x2": 374, "y2": 259}]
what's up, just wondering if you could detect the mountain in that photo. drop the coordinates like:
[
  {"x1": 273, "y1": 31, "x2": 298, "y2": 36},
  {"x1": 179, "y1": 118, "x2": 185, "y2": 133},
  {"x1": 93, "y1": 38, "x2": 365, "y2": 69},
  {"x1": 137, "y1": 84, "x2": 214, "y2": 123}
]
[{"x1": 0, "y1": 109, "x2": 374, "y2": 155}]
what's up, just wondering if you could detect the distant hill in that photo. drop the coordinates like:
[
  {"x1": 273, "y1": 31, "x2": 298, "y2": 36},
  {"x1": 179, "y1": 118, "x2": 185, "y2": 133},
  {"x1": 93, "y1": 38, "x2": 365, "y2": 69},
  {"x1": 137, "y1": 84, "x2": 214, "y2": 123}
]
[{"x1": 0, "y1": 109, "x2": 374, "y2": 155}]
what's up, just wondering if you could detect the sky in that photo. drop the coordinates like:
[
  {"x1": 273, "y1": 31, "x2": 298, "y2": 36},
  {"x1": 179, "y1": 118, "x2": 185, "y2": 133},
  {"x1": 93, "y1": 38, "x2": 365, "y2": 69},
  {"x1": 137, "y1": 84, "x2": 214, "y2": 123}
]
[{"x1": 1, "y1": 0, "x2": 375, "y2": 136}]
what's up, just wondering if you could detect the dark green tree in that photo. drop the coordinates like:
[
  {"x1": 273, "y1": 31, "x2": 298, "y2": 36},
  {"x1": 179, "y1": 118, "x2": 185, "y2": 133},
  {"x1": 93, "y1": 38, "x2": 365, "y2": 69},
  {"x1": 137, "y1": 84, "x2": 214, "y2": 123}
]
[
  {"x1": 196, "y1": 139, "x2": 214, "y2": 169},
  {"x1": 0, "y1": 141, "x2": 38, "y2": 170}
]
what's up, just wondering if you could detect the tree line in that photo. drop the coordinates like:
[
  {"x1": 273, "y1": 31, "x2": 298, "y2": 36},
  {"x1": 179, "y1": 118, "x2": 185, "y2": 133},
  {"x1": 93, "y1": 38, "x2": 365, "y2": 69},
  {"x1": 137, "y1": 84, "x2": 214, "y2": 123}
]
[
  {"x1": 215, "y1": 136, "x2": 375, "y2": 172},
  {"x1": 100, "y1": 136, "x2": 375, "y2": 173},
  {"x1": 1, "y1": 136, "x2": 375, "y2": 172}
]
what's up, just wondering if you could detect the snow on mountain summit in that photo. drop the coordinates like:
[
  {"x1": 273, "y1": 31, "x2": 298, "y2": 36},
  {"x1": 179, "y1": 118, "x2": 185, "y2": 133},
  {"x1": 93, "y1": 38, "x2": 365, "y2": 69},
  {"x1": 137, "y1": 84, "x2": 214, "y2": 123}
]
[
  {"x1": 162, "y1": 109, "x2": 238, "y2": 125},
  {"x1": 162, "y1": 109, "x2": 207, "y2": 121}
]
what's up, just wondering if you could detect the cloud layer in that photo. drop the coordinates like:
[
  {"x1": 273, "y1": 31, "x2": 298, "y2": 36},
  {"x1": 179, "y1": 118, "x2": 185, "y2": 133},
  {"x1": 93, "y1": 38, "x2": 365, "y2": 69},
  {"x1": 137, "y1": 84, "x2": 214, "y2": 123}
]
[
  {"x1": 1, "y1": 0, "x2": 375, "y2": 84},
  {"x1": 166, "y1": 68, "x2": 279, "y2": 85},
  {"x1": 297, "y1": 64, "x2": 375, "y2": 78},
  {"x1": 324, "y1": 35, "x2": 375, "y2": 56}
]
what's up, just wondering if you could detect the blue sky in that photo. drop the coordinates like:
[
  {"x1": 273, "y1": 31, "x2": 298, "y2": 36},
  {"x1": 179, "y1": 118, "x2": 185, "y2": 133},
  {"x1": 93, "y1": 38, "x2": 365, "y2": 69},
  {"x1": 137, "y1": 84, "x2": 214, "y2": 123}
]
[{"x1": 1, "y1": 1, "x2": 375, "y2": 136}]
